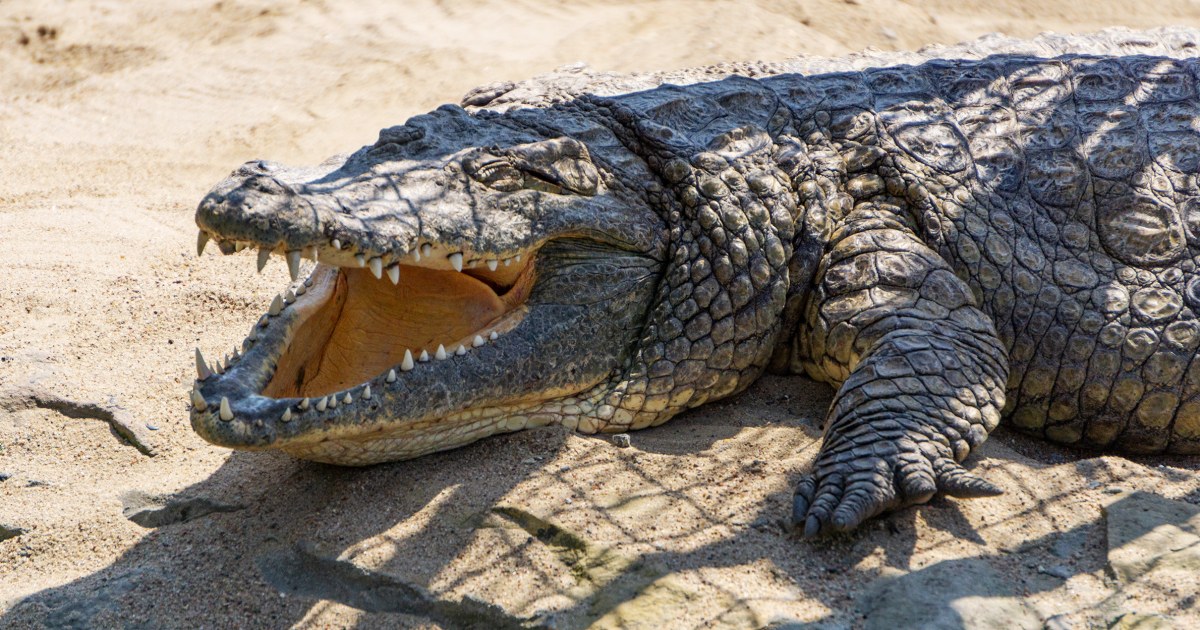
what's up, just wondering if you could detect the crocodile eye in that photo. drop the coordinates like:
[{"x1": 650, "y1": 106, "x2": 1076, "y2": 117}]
[
  {"x1": 521, "y1": 173, "x2": 566, "y2": 195},
  {"x1": 507, "y1": 137, "x2": 600, "y2": 197},
  {"x1": 464, "y1": 138, "x2": 601, "y2": 196}
]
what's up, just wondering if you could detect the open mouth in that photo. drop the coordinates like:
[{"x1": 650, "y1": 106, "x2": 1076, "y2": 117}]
[
  {"x1": 191, "y1": 234, "x2": 537, "y2": 434},
  {"x1": 260, "y1": 252, "x2": 534, "y2": 400}
]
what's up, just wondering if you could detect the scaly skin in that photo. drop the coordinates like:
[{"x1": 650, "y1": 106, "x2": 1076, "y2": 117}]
[{"x1": 192, "y1": 28, "x2": 1200, "y2": 535}]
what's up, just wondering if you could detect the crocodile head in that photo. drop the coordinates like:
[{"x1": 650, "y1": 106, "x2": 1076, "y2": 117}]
[{"x1": 190, "y1": 105, "x2": 673, "y2": 464}]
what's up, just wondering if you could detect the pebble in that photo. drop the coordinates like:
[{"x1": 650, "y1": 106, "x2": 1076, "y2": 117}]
[
  {"x1": 1104, "y1": 486, "x2": 1128, "y2": 494},
  {"x1": 0, "y1": 523, "x2": 26, "y2": 542},
  {"x1": 1109, "y1": 612, "x2": 1173, "y2": 629},
  {"x1": 612, "y1": 433, "x2": 631, "y2": 448},
  {"x1": 1037, "y1": 564, "x2": 1072, "y2": 579},
  {"x1": 1044, "y1": 614, "x2": 1073, "y2": 630},
  {"x1": 751, "y1": 517, "x2": 783, "y2": 533}
]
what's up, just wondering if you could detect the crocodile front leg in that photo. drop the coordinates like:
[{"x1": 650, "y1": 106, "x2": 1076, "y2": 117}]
[{"x1": 793, "y1": 203, "x2": 1009, "y2": 536}]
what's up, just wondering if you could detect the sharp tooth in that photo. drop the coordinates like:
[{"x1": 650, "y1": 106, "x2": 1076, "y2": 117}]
[
  {"x1": 299, "y1": 397, "x2": 310, "y2": 410},
  {"x1": 515, "y1": 254, "x2": 522, "y2": 263},
  {"x1": 355, "y1": 254, "x2": 366, "y2": 267},
  {"x1": 369, "y1": 257, "x2": 383, "y2": 279},
  {"x1": 197, "y1": 231, "x2": 210, "y2": 257},
  {"x1": 284, "y1": 290, "x2": 296, "y2": 304},
  {"x1": 342, "y1": 392, "x2": 353, "y2": 404},
  {"x1": 503, "y1": 258, "x2": 511, "y2": 266},
  {"x1": 387, "y1": 368, "x2": 397, "y2": 382},
  {"x1": 473, "y1": 335, "x2": 485, "y2": 347},
  {"x1": 362, "y1": 385, "x2": 371, "y2": 399},
  {"x1": 332, "y1": 238, "x2": 342, "y2": 250},
  {"x1": 195, "y1": 348, "x2": 213, "y2": 380},
  {"x1": 401, "y1": 350, "x2": 414, "y2": 371},
  {"x1": 412, "y1": 248, "x2": 421, "y2": 262},
  {"x1": 258, "y1": 314, "x2": 269, "y2": 328},
  {"x1": 419, "y1": 349, "x2": 430, "y2": 362},
  {"x1": 281, "y1": 408, "x2": 292, "y2": 422},
  {"x1": 191, "y1": 389, "x2": 207, "y2": 411},
  {"x1": 489, "y1": 331, "x2": 499, "y2": 341},
  {"x1": 304, "y1": 276, "x2": 313, "y2": 287},
  {"x1": 241, "y1": 338, "x2": 251, "y2": 352},
  {"x1": 287, "y1": 250, "x2": 301, "y2": 280},
  {"x1": 235, "y1": 242, "x2": 247, "y2": 252},
  {"x1": 486, "y1": 259, "x2": 498, "y2": 271},
  {"x1": 435, "y1": 344, "x2": 448, "y2": 360},
  {"x1": 421, "y1": 243, "x2": 432, "y2": 257},
  {"x1": 295, "y1": 283, "x2": 306, "y2": 296},
  {"x1": 448, "y1": 253, "x2": 463, "y2": 272},
  {"x1": 214, "y1": 359, "x2": 224, "y2": 375},
  {"x1": 219, "y1": 397, "x2": 233, "y2": 421},
  {"x1": 268, "y1": 294, "x2": 284, "y2": 316},
  {"x1": 328, "y1": 395, "x2": 338, "y2": 409},
  {"x1": 386, "y1": 264, "x2": 400, "y2": 285},
  {"x1": 455, "y1": 344, "x2": 467, "y2": 356},
  {"x1": 316, "y1": 397, "x2": 328, "y2": 412},
  {"x1": 257, "y1": 248, "x2": 271, "y2": 272}
]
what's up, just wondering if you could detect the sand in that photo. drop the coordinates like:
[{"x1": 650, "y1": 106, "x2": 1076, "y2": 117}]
[{"x1": 2, "y1": 0, "x2": 1200, "y2": 627}]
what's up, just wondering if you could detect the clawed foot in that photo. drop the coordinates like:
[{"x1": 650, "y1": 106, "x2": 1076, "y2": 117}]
[{"x1": 792, "y1": 438, "x2": 1002, "y2": 537}]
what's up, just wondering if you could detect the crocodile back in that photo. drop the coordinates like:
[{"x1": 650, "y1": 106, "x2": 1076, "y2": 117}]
[
  {"x1": 467, "y1": 28, "x2": 1200, "y2": 453},
  {"x1": 759, "y1": 32, "x2": 1200, "y2": 453}
]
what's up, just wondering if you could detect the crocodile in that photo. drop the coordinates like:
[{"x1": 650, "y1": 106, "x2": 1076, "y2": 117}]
[{"x1": 191, "y1": 28, "x2": 1200, "y2": 536}]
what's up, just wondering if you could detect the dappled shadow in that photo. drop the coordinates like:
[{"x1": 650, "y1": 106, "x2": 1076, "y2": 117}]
[
  {"x1": 4, "y1": 372, "x2": 1197, "y2": 627},
  {"x1": 7, "y1": 370, "x2": 1175, "y2": 628},
  {"x1": 2, "y1": 423, "x2": 573, "y2": 627}
]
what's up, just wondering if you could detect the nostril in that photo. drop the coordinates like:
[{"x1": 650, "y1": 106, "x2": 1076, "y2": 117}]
[
  {"x1": 234, "y1": 160, "x2": 281, "y2": 178},
  {"x1": 245, "y1": 175, "x2": 288, "y2": 195}
]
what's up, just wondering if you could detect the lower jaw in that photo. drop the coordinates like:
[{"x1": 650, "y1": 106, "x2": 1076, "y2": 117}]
[
  {"x1": 273, "y1": 380, "x2": 621, "y2": 466},
  {"x1": 275, "y1": 400, "x2": 557, "y2": 465}
]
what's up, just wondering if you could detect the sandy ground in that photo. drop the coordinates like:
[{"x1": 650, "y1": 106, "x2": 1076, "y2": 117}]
[{"x1": 3, "y1": 1, "x2": 1200, "y2": 628}]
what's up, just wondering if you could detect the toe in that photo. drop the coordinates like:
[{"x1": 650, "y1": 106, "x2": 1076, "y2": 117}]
[
  {"x1": 896, "y1": 453, "x2": 938, "y2": 504},
  {"x1": 792, "y1": 476, "x2": 818, "y2": 524},
  {"x1": 799, "y1": 473, "x2": 844, "y2": 537},
  {"x1": 831, "y1": 480, "x2": 896, "y2": 531},
  {"x1": 934, "y1": 458, "x2": 1003, "y2": 498}
]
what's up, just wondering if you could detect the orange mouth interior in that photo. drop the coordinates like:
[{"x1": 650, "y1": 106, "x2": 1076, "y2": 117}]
[{"x1": 263, "y1": 260, "x2": 533, "y2": 398}]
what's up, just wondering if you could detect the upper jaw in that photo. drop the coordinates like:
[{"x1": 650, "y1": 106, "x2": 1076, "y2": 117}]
[
  {"x1": 194, "y1": 151, "x2": 538, "y2": 279},
  {"x1": 189, "y1": 142, "x2": 667, "y2": 459}
]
